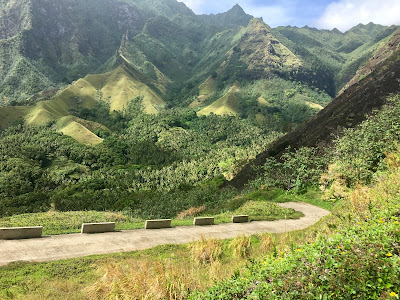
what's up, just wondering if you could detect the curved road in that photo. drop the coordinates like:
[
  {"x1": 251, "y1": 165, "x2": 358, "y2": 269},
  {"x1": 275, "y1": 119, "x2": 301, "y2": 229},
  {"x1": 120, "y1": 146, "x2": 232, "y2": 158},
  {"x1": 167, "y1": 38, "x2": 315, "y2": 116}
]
[{"x1": 0, "y1": 202, "x2": 329, "y2": 266}]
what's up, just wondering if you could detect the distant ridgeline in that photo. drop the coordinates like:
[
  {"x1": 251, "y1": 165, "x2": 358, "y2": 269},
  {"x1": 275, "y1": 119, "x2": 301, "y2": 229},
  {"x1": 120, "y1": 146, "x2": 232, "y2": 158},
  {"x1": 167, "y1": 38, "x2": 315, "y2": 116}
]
[
  {"x1": 0, "y1": 0, "x2": 400, "y2": 219},
  {"x1": 229, "y1": 30, "x2": 400, "y2": 189},
  {"x1": 0, "y1": 1, "x2": 398, "y2": 134}
]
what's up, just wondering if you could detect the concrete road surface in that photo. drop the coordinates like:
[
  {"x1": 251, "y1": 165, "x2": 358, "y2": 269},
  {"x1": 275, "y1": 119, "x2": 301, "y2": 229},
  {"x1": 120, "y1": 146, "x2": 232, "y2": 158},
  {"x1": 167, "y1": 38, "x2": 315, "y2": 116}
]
[{"x1": 0, "y1": 202, "x2": 330, "y2": 266}]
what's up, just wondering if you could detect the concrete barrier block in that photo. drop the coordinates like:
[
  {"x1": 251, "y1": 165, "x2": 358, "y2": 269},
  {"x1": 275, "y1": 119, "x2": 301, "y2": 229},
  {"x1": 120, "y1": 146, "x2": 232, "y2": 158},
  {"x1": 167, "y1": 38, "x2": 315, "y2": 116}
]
[
  {"x1": 0, "y1": 226, "x2": 43, "y2": 239},
  {"x1": 232, "y1": 215, "x2": 249, "y2": 223},
  {"x1": 145, "y1": 219, "x2": 171, "y2": 229},
  {"x1": 81, "y1": 222, "x2": 116, "y2": 234},
  {"x1": 193, "y1": 217, "x2": 214, "y2": 226}
]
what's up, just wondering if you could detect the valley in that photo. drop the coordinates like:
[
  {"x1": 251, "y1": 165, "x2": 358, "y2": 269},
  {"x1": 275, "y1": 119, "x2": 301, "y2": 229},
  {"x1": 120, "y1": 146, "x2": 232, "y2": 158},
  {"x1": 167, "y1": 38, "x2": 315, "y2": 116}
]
[{"x1": 0, "y1": 0, "x2": 399, "y2": 299}]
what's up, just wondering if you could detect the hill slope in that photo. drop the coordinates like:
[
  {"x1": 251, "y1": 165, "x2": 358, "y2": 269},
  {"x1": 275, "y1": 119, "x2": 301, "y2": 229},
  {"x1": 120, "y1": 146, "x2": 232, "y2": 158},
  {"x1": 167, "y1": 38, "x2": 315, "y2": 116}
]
[
  {"x1": 229, "y1": 31, "x2": 400, "y2": 188},
  {"x1": 273, "y1": 23, "x2": 399, "y2": 94},
  {"x1": 0, "y1": 59, "x2": 166, "y2": 143}
]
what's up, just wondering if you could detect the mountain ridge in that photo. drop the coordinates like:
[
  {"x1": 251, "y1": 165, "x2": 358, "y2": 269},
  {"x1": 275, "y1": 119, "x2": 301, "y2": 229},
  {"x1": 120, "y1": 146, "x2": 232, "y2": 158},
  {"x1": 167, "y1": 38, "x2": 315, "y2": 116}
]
[
  {"x1": 228, "y1": 29, "x2": 400, "y2": 188},
  {"x1": 0, "y1": 0, "x2": 399, "y2": 148},
  {"x1": 0, "y1": 0, "x2": 397, "y2": 106}
]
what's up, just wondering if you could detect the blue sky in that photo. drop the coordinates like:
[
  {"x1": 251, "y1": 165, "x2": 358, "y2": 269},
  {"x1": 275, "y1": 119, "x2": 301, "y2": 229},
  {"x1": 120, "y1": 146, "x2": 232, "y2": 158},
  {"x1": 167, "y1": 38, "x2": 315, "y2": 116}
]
[{"x1": 180, "y1": 0, "x2": 400, "y2": 32}]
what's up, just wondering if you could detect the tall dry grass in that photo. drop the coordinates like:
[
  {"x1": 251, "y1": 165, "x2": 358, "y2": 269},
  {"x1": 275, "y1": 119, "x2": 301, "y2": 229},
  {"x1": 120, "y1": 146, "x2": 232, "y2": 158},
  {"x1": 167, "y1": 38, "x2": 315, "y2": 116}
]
[
  {"x1": 349, "y1": 151, "x2": 400, "y2": 219},
  {"x1": 177, "y1": 206, "x2": 206, "y2": 219},
  {"x1": 260, "y1": 233, "x2": 275, "y2": 252},
  {"x1": 85, "y1": 236, "x2": 242, "y2": 300},
  {"x1": 85, "y1": 258, "x2": 201, "y2": 300},
  {"x1": 229, "y1": 235, "x2": 252, "y2": 258},
  {"x1": 189, "y1": 235, "x2": 222, "y2": 264}
]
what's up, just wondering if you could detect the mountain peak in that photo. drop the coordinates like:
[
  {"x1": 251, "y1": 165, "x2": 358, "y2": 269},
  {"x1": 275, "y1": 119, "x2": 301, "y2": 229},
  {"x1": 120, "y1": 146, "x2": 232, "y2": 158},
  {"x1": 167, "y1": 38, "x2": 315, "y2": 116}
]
[
  {"x1": 230, "y1": 4, "x2": 244, "y2": 12},
  {"x1": 199, "y1": 3, "x2": 252, "y2": 28},
  {"x1": 225, "y1": 3, "x2": 246, "y2": 16}
]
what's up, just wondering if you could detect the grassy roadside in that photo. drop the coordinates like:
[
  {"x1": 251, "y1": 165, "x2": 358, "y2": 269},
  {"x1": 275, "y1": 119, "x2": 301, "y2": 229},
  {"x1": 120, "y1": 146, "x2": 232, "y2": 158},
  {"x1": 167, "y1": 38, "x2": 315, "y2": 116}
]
[
  {"x1": 0, "y1": 197, "x2": 306, "y2": 235},
  {"x1": 0, "y1": 191, "x2": 332, "y2": 300},
  {"x1": 4, "y1": 176, "x2": 391, "y2": 299},
  {"x1": 239, "y1": 188, "x2": 336, "y2": 211},
  {"x1": 191, "y1": 161, "x2": 400, "y2": 299},
  {"x1": 0, "y1": 216, "x2": 332, "y2": 300},
  {"x1": 0, "y1": 190, "x2": 329, "y2": 299}
]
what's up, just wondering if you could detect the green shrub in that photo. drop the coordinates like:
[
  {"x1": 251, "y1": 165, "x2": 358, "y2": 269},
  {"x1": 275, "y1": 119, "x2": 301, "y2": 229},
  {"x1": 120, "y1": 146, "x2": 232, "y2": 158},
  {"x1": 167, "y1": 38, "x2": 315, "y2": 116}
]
[
  {"x1": 253, "y1": 147, "x2": 328, "y2": 192},
  {"x1": 190, "y1": 154, "x2": 400, "y2": 300},
  {"x1": 333, "y1": 94, "x2": 400, "y2": 186}
]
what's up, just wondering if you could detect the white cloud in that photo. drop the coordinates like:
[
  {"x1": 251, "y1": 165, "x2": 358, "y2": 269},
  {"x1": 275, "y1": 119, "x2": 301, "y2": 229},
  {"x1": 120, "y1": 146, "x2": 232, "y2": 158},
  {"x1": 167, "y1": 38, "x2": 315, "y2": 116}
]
[
  {"x1": 314, "y1": 0, "x2": 400, "y2": 32},
  {"x1": 179, "y1": 0, "x2": 234, "y2": 15},
  {"x1": 179, "y1": 0, "x2": 293, "y2": 27},
  {"x1": 240, "y1": 4, "x2": 292, "y2": 27},
  {"x1": 179, "y1": 0, "x2": 206, "y2": 14}
]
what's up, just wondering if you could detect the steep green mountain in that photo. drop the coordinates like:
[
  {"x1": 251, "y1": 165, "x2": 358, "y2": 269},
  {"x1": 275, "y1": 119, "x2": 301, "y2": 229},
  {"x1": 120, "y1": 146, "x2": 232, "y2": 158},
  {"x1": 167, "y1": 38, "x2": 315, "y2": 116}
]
[
  {"x1": 0, "y1": 55, "x2": 167, "y2": 143},
  {"x1": 0, "y1": 0, "x2": 139, "y2": 103},
  {"x1": 1, "y1": 0, "x2": 395, "y2": 111},
  {"x1": 272, "y1": 23, "x2": 399, "y2": 94},
  {"x1": 198, "y1": 4, "x2": 253, "y2": 29},
  {"x1": 229, "y1": 30, "x2": 400, "y2": 189},
  {"x1": 339, "y1": 30, "x2": 400, "y2": 94},
  {"x1": 0, "y1": 0, "x2": 252, "y2": 105},
  {"x1": 0, "y1": 0, "x2": 399, "y2": 219},
  {"x1": 0, "y1": 0, "x2": 338, "y2": 138},
  {"x1": 1, "y1": 2, "x2": 400, "y2": 298}
]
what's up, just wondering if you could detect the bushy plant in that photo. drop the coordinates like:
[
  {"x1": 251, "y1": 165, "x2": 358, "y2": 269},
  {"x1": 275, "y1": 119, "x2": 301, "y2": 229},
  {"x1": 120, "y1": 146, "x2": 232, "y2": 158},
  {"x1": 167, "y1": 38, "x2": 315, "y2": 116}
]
[
  {"x1": 190, "y1": 236, "x2": 223, "y2": 265},
  {"x1": 333, "y1": 94, "x2": 400, "y2": 186},
  {"x1": 190, "y1": 152, "x2": 400, "y2": 300},
  {"x1": 253, "y1": 146, "x2": 328, "y2": 192}
]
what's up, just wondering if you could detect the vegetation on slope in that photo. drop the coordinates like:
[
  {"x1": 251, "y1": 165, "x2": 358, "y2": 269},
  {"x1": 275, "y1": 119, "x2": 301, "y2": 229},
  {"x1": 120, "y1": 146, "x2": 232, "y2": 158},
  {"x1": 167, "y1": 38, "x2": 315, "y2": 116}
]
[
  {"x1": 191, "y1": 158, "x2": 400, "y2": 299},
  {"x1": 197, "y1": 84, "x2": 240, "y2": 116},
  {"x1": 0, "y1": 103, "x2": 282, "y2": 219},
  {"x1": 0, "y1": 0, "x2": 395, "y2": 112},
  {"x1": 187, "y1": 94, "x2": 400, "y2": 299},
  {"x1": 0, "y1": 2, "x2": 399, "y2": 299},
  {"x1": 1, "y1": 95, "x2": 400, "y2": 299},
  {"x1": 273, "y1": 24, "x2": 400, "y2": 94},
  {"x1": 0, "y1": 199, "x2": 301, "y2": 235},
  {"x1": 229, "y1": 40, "x2": 400, "y2": 188}
]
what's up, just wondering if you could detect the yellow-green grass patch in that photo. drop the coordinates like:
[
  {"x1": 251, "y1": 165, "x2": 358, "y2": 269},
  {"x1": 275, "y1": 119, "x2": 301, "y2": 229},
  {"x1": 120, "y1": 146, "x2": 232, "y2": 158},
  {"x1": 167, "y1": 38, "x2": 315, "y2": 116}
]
[
  {"x1": 0, "y1": 106, "x2": 31, "y2": 128},
  {"x1": 58, "y1": 119, "x2": 103, "y2": 146},
  {"x1": 257, "y1": 96, "x2": 270, "y2": 107},
  {"x1": 98, "y1": 67, "x2": 165, "y2": 113},
  {"x1": 197, "y1": 91, "x2": 239, "y2": 116},
  {"x1": 305, "y1": 101, "x2": 324, "y2": 110},
  {"x1": 198, "y1": 77, "x2": 216, "y2": 96}
]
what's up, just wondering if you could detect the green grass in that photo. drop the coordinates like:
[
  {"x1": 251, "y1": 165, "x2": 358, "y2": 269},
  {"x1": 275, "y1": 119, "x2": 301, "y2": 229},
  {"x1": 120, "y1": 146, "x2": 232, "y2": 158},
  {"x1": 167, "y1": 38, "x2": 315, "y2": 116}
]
[
  {"x1": 0, "y1": 106, "x2": 31, "y2": 128},
  {"x1": 174, "y1": 201, "x2": 303, "y2": 226},
  {"x1": 0, "y1": 199, "x2": 303, "y2": 235},
  {"x1": 239, "y1": 188, "x2": 336, "y2": 211},
  {"x1": 198, "y1": 77, "x2": 216, "y2": 96},
  {"x1": 0, "y1": 211, "x2": 139, "y2": 235},
  {"x1": 0, "y1": 258, "x2": 98, "y2": 299},
  {"x1": 58, "y1": 119, "x2": 103, "y2": 146},
  {"x1": 0, "y1": 188, "x2": 332, "y2": 299},
  {"x1": 197, "y1": 90, "x2": 239, "y2": 116}
]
